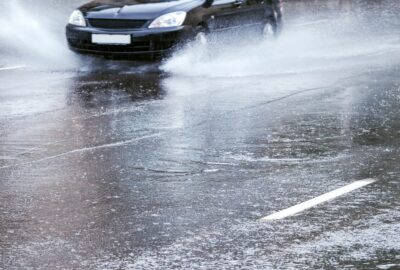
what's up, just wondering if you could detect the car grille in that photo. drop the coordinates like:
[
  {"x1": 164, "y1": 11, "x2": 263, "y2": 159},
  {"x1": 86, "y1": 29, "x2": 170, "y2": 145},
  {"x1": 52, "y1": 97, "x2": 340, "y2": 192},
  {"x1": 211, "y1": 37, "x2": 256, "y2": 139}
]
[
  {"x1": 67, "y1": 29, "x2": 180, "y2": 54},
  {"x1": 69, "y1": 40, "x2": 177, "y2": 53},
  {"x1": 88, "y1": 19, "x2": 148, "y2": 29}
]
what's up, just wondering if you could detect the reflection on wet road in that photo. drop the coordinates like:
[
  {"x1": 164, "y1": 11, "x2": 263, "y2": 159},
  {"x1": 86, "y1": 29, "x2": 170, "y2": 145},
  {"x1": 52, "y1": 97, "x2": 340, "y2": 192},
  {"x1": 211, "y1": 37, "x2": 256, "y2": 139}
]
[{"x1": 1, "y1": 0, "x2": 400, "y2": 269}]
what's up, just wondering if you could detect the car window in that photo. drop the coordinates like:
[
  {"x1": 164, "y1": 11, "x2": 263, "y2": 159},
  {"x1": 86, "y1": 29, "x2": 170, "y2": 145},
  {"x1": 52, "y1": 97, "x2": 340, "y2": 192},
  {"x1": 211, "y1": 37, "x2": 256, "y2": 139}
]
[{"x1": 135, "y1": 0, "x2": 182, "y2": 3}]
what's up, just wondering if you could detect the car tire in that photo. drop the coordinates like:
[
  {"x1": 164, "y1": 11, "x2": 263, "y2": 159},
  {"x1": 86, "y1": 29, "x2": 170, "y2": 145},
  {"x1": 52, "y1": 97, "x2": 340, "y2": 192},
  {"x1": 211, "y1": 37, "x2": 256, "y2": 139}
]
[
  {"x1": 194, "y1": 25, "x2": 208, "y2": 45},
  {"x1": 262, "y1": 22, "x2": 275, "y2": 40}
]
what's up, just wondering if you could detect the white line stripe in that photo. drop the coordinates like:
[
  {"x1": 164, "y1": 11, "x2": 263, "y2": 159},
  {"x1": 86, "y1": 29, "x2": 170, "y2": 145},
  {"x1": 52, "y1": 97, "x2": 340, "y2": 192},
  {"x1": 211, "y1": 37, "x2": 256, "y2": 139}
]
[
  {"x1": 0, "y1": 65, "x2": 26, "y2": 71},
  {"x1": 260, "y1": 179, "x2": 376, "y2": 221}
]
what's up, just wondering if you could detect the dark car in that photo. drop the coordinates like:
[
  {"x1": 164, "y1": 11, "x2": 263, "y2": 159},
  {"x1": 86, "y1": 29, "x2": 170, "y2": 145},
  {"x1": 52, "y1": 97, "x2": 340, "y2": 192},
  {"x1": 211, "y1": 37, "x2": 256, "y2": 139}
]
[{"x1": 66, "y1": 0, "x2": 279, "y2": 58}]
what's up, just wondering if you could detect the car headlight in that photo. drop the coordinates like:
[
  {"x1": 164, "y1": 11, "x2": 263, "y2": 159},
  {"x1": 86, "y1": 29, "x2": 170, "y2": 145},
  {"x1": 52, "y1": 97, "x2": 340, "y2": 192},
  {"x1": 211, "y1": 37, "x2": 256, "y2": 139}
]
[
  {"x1": 69, "y1": 10, "x2": 86, "y2": 27},
  {"x1": 148, "y1": 11, "x2": 186, "y2": 28}
]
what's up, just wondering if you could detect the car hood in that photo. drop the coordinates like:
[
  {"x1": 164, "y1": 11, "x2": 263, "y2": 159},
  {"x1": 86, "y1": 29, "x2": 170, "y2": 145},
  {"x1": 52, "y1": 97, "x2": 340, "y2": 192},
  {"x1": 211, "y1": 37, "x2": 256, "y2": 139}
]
[{"x1": 80, "y1": 0, "x2": 199, "y2": 20}]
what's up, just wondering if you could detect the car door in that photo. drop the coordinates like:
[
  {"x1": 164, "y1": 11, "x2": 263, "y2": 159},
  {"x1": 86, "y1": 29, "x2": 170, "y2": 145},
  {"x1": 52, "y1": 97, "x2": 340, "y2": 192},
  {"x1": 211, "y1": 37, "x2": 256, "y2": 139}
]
[{"x1": 207, "y1": 0, "x2": 266, "y2": 32}]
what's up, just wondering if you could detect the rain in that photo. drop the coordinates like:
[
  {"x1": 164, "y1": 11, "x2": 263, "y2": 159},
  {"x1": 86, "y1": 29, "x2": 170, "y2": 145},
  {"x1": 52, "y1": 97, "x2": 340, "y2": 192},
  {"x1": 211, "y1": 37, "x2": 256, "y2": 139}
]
[{"x1": 0, "y1": 0, "x2": 399, "y2": 269}]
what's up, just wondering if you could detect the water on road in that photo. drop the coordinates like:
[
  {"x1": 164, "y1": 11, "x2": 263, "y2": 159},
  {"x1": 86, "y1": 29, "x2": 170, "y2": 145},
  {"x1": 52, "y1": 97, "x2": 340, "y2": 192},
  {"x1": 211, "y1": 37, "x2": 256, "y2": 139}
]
[{"x1": 0, "y1": 0, "x2": 399, "y2": 269}]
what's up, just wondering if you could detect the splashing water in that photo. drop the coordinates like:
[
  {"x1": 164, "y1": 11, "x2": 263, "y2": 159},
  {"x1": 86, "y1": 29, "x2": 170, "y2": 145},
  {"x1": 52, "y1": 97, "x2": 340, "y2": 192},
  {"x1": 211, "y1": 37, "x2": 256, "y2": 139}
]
[
  {"x1": 161, "y1": 4, "x2": 400, "y2": 78},
  {"x1": 0, "y1": 0, "x2": 398, "y2": 74},
  {"x1": 0, "y1": 1, "x2": 78, "y2": 69}
]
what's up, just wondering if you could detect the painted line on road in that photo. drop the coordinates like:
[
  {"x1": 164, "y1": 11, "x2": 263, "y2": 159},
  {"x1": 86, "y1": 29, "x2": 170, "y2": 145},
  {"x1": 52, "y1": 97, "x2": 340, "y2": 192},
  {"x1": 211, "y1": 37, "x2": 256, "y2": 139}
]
[
  {"x1": 0, "y1": 65, "x2": 26, "y2": 71},
  {"x1": 260, "y1": 179, "x2": 376, "y2": 221}
]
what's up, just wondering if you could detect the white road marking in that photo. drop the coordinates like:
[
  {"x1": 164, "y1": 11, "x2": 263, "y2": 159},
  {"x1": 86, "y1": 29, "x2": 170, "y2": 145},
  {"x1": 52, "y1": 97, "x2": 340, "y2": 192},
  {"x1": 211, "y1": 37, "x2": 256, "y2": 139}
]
[
  {"x1": 260, "y1": 179, "x2": 376, "y2": 221},
  {"x1": 0, "y1": 65, "x2": 26, "y2": 71}
]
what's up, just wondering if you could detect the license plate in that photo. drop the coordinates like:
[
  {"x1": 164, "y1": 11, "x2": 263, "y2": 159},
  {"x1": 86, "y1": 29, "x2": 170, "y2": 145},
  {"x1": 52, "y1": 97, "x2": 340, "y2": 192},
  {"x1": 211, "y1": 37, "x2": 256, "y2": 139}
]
[{"x1": 91, "y1": 34, "x2": 131, "y2": 45}]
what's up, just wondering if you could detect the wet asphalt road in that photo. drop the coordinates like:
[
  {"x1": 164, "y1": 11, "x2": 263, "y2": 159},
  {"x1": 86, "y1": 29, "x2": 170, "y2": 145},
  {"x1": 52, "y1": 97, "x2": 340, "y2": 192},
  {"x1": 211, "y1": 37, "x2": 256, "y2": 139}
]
[{"x1": 1, "y1": 0, "x2": 400, "y2": 269}]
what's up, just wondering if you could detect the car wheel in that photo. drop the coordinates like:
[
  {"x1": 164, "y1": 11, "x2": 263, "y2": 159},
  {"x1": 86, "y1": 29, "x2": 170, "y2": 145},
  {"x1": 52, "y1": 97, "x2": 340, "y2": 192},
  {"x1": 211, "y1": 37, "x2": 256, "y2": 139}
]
[
  {"x1": 195, "y1": 26, "x2": 208, "y2": 45},
  {"x1": 262, "y1": 22, "x2": 275, "y2": 40}
]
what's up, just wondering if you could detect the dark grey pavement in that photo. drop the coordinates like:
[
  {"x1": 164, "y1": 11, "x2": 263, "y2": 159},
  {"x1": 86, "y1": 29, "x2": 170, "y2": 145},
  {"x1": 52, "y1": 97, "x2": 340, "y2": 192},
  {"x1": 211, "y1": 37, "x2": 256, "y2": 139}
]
[{"x1": 1, "y1": 0, "x2": 400, "y2": 269}]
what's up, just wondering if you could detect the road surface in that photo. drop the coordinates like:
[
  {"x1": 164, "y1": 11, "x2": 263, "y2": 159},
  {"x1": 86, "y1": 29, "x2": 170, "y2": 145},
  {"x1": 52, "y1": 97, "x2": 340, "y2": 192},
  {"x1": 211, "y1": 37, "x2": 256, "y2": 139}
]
[{"x1": 0, "y1": 0, "x2": 399, "y2": 269}]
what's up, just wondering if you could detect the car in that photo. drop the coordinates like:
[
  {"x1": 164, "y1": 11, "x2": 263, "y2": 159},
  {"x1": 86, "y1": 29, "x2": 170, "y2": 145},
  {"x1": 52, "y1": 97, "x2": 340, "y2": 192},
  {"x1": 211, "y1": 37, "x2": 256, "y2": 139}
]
[{"x1": 66, "y1": 0, "x2": 277, "y2": 58}]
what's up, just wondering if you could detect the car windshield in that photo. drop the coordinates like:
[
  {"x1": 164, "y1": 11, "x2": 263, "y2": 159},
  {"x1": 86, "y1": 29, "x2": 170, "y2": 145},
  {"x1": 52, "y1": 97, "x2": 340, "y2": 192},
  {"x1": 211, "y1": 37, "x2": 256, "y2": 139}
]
[
  {"x1": 83, "y1": 0, "x2": 184, "y2": 11},
  {"x1": 136, "y1": 0, "x2": 181, "y2": 2},
  {"x1": 96, "y1": 0, "x2": 182, "y2": 4}
]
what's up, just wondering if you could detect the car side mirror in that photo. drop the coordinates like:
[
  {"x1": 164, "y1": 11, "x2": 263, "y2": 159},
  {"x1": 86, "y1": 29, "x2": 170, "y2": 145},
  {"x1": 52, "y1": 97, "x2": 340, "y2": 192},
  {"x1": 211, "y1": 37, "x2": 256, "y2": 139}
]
[{"x1": 203, "y1": 0, "x2": 214, "y2": 8}]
